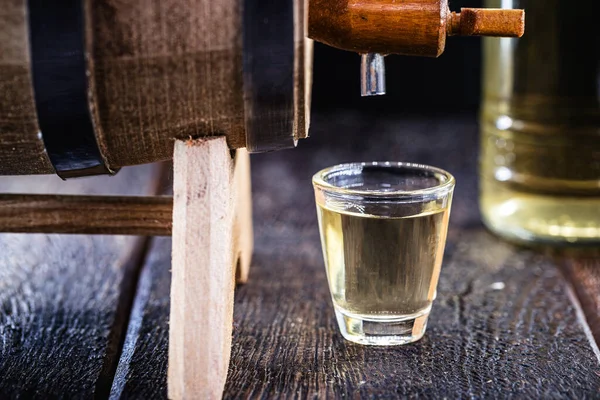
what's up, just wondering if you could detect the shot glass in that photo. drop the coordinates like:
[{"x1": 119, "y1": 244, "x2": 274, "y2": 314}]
[{"x1": 312, "y1": 162, "x2": 455, "y2": 345}]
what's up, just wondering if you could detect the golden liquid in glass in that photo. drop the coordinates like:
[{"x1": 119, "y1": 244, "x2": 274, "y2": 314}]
[{"x1": 316, "y1": 204, "x2": 449, "y2": 319}]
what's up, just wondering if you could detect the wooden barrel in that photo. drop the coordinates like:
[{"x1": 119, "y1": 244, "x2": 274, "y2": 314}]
[{"x1": 0, "y1": 0, "x2": 312, "y2": 177}]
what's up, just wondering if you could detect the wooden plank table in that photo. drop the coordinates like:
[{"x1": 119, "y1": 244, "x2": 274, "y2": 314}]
[
  {"x1": 0, "y1": 164, "x2": 162, "y2": 398},
  {"x1": 1, "y1": 112, "x2": 599, "y2": 398}
]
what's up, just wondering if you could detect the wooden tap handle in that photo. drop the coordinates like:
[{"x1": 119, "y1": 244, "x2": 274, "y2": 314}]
[
  {"x1": 308, "y1": 0, "x2": 525, "y2": 56},
  {"x1": 449, "y1": 8, "x2": 525, "y2": 38}
]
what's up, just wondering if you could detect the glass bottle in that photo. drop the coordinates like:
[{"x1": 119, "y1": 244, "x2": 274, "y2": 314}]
[{"x1": 480, "y1": 0, "x2": 600, "y2": 245}]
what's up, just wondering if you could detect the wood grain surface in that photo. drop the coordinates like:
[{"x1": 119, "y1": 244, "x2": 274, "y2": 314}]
[
  {"x1": 1, "y1": 0, "x2": 310, "y2": 174},
  {"x1": 168, "y1": 138, "x2": 239, "y2": 399},
  {"x1": 0, "y1": 164, "x2": 161, "y2": 398},
  {"x1": 0, "y1": 0, "x2": 54, "y2": 174},
  {"x1": 308, "y1": 0, "x2": 448, "y2": 56},
  {"x1": 308, "y1": 0, "x2": 524, "y2": 56},
  {"x1": 448, "y1": 8, "x2": 525, "y2": 37},
  {"x1": 110, "y1": 237, "x2": 171, "y2": 400},
  {"x1": 114, "y1": 113, "x2": 600, "y2": 398},
  {"x1": 560, "y1": 255, "x2": 600, "y2": 348},
  {"x1": 89, "y1": 0, "x2": 245, "y2": 169},
  {"x1": 232, "y1": 149, "x2": 254, "y2": 284},
  {"x1": 0, "y1": 194, "x2": 172, "y2": 235}
]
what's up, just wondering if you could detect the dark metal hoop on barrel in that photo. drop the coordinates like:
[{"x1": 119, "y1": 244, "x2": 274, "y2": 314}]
[{"x1": 0, "y1": 0, "x2": 312, "y2": 177}]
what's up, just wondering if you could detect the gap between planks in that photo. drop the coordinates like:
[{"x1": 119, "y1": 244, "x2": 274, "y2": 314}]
[
  {"x1": 99, "y1": 162, "x2": 173, "y2": 397},
  {"x1": 0, "y1": 163, "x2": 166, "y2": 398},
  {"x1": 556, "y1": 251, "x2": 600, "y2": 361}
]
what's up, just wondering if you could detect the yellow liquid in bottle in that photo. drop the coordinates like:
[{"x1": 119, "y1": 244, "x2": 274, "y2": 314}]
[
  {"x1": 480, "y1": 1, "x2": 600, "y2": 244},
  {"x1": 480, "y1": 118, "x2": 600, "y2": 244}
]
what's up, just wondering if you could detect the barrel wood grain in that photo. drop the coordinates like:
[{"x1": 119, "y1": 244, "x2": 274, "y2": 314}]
[
  {"x1": 0, "y1": 0, "x2": 311, "y2": 175},
  {"x1": 90, "y1": 0, "x2": 245, "y2": 169},
  {"x1": 112, "y1": 113, "x2": 600, "y2": 398},
  {"x1": 0, "y1": 164, "x2": 162, "y2": 398},
  {"x1": 294, "y1": 0, "x2": 313, "y2": 144},
  {"x1": 0, "y1": 0, "x2": 54, "y2": 175}
]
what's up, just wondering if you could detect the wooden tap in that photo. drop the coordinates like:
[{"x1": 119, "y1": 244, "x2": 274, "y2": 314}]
[
  {"x1": 308, "y1": 0, "x2": 525, "y2": 56},
  {"x1": 448, "y1": 8, "x2": 525, "y2": 38}
]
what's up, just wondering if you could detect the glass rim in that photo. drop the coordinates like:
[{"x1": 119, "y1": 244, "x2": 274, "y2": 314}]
[{"x1": 312, "y1": 162, "x2": 455, "y2": 198}]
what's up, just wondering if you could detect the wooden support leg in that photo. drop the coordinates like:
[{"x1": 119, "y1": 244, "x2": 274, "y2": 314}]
[
  {"x1": 233, "y1": 148, "x2": 253, "y2": 284},
  {"x1": 168, "y1": 137, "x2": 253, "y2": 399}
]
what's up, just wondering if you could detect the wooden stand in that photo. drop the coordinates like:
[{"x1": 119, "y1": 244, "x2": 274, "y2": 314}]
[
  {"x1": 168, "y1": 137, "x2": 253, "y2": 399},
  {"x1": 0, "y1": 136, "x2": 253, "y2": 398}
]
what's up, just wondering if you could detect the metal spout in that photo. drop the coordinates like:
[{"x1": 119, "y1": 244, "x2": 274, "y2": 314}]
[{"x1": 360, "y1": 53, "x2": 386, "y2": 96}]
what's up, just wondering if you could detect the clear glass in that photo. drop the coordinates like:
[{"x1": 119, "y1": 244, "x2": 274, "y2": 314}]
[
  {"x1": 312, "y1": 162, "x2": 455, "y2": 345},
  {"x1": 480, "y1": 0, "x2": 600, "y2": 245}
]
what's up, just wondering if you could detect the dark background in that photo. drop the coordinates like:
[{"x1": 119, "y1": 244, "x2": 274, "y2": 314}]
[{"x1": 312, "y1": 0, "x2": 484, "y2": 113}]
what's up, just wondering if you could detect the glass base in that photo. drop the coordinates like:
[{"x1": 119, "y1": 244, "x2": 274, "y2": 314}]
[{"x1": 334, "y1": 308, "x2": 429, "y2": 346}]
